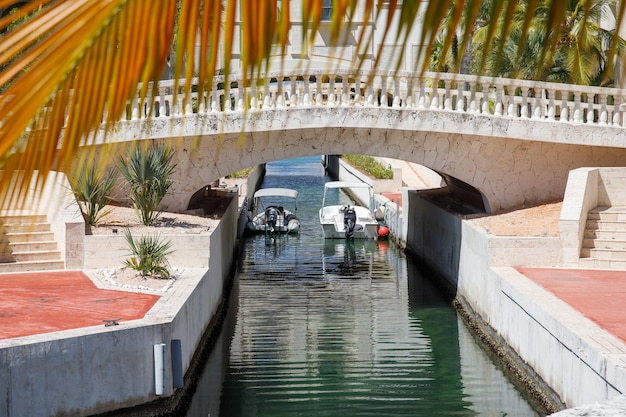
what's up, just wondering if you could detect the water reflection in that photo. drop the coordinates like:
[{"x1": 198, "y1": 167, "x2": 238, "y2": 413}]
[{"x1": 184, "y1": 156, "x2": 540, "y2": 417}]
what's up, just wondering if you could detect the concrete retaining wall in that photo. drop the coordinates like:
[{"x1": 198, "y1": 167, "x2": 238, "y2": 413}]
[
  {"x1": 405, "y1": 190, "x2": 626, "y2": 409},
  {"x1": 0, "y1": 196, "x2": 239, "y2": 417}
]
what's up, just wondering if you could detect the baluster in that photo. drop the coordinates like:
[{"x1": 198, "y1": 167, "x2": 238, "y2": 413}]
[
  {"x1": 236, "y1": 83, "x2": 245, "y2": 111},
  {"x1": 428, "y1": 79, "x2": 439, "y2": 110},
  {"x1": 147, "y1": 92, "x2": 157, "y2": 118},
  {"x1": 494, "y1": 83, "x2": 503, "y2": 116},
  {"x1": 159, "y1": 86, "x2": 167, "y2": 117},
  {"x1": 316, "y1": 77, "x2": 323, "y2": 105},
  {"x1": 380, "y1": 75, "x2": 388, "y2": 107},
  {"x1": 481, "y1": 82, "x2": 490, "y2": 114},
  {"x1": 443, "y1": 80, "x2": 452, "y2": 110},
  {"x1": 250, "y1": 82, "x2": 259, "y2": 110},
  {"x1": 341, "y1": 76, "x2": 350, "y2": 106},
  {"x1": 418, "y1": 79, "x2": 427, "y2": 109},
  {"x1": 520, "y1": 88, "x2": 529, "y2": 118},
  {"x1": 456, "y1": 79, "x2": 464, "y2": 112},
  {"x1": 469, "y1": 80, "x2": 478, "y2": 113},
  {"x1": 507, "y1": 85, "x2": 517, "y2": 117},
  {"x1": 211, "y1": 84, "x2": 219, "y2": 112},
  {"x1": 586, "y1": 93, "x2": 595, "y2": 124},
  {"x1": 546, "y1": 89, "x2": 555, "y2": 120},
  {"x1": 263, "y1": 81, "x2": 272, "y2": 108},
  {"x1": 302, "y1": 76, "x2": 311, "y2": 106},
  {"x1": 365, "y1": 77, "x2": 376, "y2": 107},
  {"x1": 532, "y1": 89, "x2": 542, "y2": 119},
  {"x1": 573, "y1": 92, "x2": 582, "y2": 123},
  {"x1": 613, "y1": 96, "x2": 622, "y2": 126},
  {"x1": 405, "y1": 77, "x2": 413, "y2": 108},
  {"x1": 183, "y1": 83, "x2": 193, "y2": 114},
  {"x1": 354, "y1": 77, "x2": 362, "y2": 106},
  {"x1": 560, "y1": 91, "x2": 569, "y2": 122},
  {"x1": 392, "y1": 77, "x2": 401, "y2": 108},
  {"x1": 276, "y1": 77, "x2": 285, "y2": 108},
  {"x1": 197, "y1": 86, "x2": 207, "y2": 114},
  {"x1": 131, "y1": 94, "x2": 139, "y2": 120},
  {"x1": 289, "y1": 76, "x2": 298, "y2": 106},
  {"x1": 327, "y1": 75, "x2": 336, "y2": 106},
  {"x1": 175, "y1": 85, "x2": 184, "y2": 116},
  {"x1": 599, "y1": 94, "x2": 608, "y2": 125}
]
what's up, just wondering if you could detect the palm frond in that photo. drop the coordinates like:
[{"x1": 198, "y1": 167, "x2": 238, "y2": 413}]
[{"x1": 0, "y1": 0, "x2": 619, "y2": 209}]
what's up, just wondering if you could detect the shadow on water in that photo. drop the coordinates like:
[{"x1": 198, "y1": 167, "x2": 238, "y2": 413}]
[{"x1": 97, "y1": 156, "x2": 544, "y2": 417}]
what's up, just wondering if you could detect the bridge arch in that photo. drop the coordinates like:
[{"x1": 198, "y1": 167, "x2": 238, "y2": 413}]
[{"x1": 79, "y1": 70, "x2": 626, "y2": 214}]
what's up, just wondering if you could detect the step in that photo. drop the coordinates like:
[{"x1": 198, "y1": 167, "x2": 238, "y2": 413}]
[
  {"x1": 577, "y1": 258, "x2": 626, "y2": 270},
  {"x1": 0, "y1": 260, "x2": 65, "y2": 273},
  {"x1": 588, "y1": 206, "x2": 626, "y2": 221},
  {"x1": 0, "y1": 250, "x2": 63, "y2": 263},
  {"x1": 580, "y1": 247, "x2": 626, "y2": 261},
  {"x1": 582, "y1": 238, "x2": 626, "y2": 251},
  {"x1": 0, "y1": 240, "x2": 60, "y2": 254},
  {"x1": 0, "y1": 223, "x2": 51, "y2": 234},
  {"x1": 0, "y1": 214, "x2": 48, "y2": 224},
  {"x1": 2, "y1": 231, "x2": 56, "y2": 243},
  {"x1": 585, "y1": 219, "x2": 626, "y2": 231}
]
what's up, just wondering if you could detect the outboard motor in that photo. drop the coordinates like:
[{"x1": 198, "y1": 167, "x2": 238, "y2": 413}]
[
  {"x1": 265, "y1": 206, "x2": 278, "y2": 233},
  {"x1": 343, "y1": 205, "x2": 357, "y2": 239}
]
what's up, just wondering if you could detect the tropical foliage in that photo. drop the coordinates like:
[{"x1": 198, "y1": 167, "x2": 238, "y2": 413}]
[
  {"x1": 123, "y1": 229, "x2": 173, "y2": 279},
  {"x1": 430, "y1": 0, "x2": 626, "y2": 86},
  {"x1": 343, "y1": 155, "x2": 394, "y2": 180},
  {"x1": 118, "y1": 144, "x2": 176, "y2": 226},
  {"x1": 1, "y1": 0, "x2": 626, "y2": 207},
  {"x1": 70, "y1": 165, "x2": 118, "y2": 226}
]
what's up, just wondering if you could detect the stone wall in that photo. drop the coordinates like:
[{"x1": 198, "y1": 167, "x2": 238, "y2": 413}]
[
  {"x1": 404, "y1": 190, "x2": 626, "y2": 410},
  {"x1": 0, "y1": 195, "x2": 240, "y2": 417}
]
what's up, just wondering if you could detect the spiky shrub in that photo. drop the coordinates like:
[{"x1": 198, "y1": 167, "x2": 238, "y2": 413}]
[
  {"x1": 118, "y1": 144, "x2": 176, "y2": 226},
  {"x1": 72, "y1": 165, "x2": 118, "y2": 226},
  {"x1": 123, "y1": 229, "x2": 173, "y2": 279}
]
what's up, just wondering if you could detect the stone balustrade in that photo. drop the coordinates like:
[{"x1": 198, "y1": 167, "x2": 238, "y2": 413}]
[{"x1": 124, "y1": 69, "x2": 626, "y2": 128}]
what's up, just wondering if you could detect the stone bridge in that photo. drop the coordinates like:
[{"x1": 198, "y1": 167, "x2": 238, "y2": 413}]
[{"x1": 82, "y1": 69, "x2": 626, "y2": 213}]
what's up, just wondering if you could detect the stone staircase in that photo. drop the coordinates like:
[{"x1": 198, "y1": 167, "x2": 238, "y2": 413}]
[
  {"x1": 580, "y1": 206, "x2": 626, "y2": 269},
  {"x1": 0, "y1": 212, "x2": 64, "y2": 273}
]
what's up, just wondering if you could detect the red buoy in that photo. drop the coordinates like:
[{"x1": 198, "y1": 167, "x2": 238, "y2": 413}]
[{"x1": 377, "y1": 224, "x2": 390, "y2": 239}]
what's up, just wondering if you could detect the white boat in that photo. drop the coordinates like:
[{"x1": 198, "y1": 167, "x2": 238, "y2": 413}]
[
  {"x1": 246, "y1": 188, "x2": 301, "y2": 235},
  {"x1": 319, "y1": 181, "x2": 378, "y2": 239}
]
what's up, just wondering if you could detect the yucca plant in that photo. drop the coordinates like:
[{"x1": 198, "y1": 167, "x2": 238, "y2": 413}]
[
  {"x1": 123, "y1": 229, "x2": 173, "y2": 279},
  {"x1": 118, "y1": 144, "x2": 176, "y2": 226},
  {"x1": 71, "y1": 165, "x2": 118, "y2": 226}
]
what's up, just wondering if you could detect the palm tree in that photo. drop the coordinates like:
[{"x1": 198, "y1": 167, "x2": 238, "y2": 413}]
[
  {"x1": 471, "y1": 0, "x2": 626, "y2": 85},
  {"x1": 1, "y1": 0, "x2": 625, "y2": 207}
]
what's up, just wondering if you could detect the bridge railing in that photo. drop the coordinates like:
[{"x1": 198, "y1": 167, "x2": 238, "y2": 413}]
[{"x1": 123, "y1": 69, "x2": 626, "y2": 127}]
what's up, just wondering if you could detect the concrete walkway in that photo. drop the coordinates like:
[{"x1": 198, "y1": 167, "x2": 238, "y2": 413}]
[{"x1": 0, "y1": 271, "x2": 160, "y2": 339}]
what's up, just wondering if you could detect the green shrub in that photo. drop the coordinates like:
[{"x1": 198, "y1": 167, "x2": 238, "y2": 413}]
[
  {"x1": 119, "y1": 144, "x2": 176, "y2": 226},
  {"x1": 226, "y1": 167, "x2": 253, "y2": 178},
  {"x1": 123, "y1": 229, "x2": 173, "y2": 279},
  {"x1": 343, "y1": 155, "x2": 393, "y2": 179},
  {"x1": 71, "y1": 165, "x2": 118, "y2": 226}
]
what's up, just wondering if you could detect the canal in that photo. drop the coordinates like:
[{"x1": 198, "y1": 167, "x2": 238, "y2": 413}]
[{"x1": 186, "y1": 156, "x2": 542, "y2": 417}]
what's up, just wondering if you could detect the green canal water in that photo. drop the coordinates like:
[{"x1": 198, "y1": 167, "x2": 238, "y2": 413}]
[{"x1": 186, "y1": 156, "x2": 542, "y2": 417}]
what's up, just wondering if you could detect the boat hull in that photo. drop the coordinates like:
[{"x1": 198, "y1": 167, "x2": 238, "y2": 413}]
[
  {"x1": 319, "y1": 204, "x2": 378, "y2": 239},
  {"x1": 320, "y1": 222, "x2": 378, "y2": 239}
]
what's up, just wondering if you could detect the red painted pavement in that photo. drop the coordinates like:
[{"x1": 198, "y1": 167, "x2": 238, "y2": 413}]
[
  {"x1": 0, "y1": 271, "x2": 160, "y2": 340},
  {"x1": 517, "y1": 267, "x2": 626, "y2": 344},
  {"x1": 382, "y1": 193, "x2": 402, "y2": 207}
]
